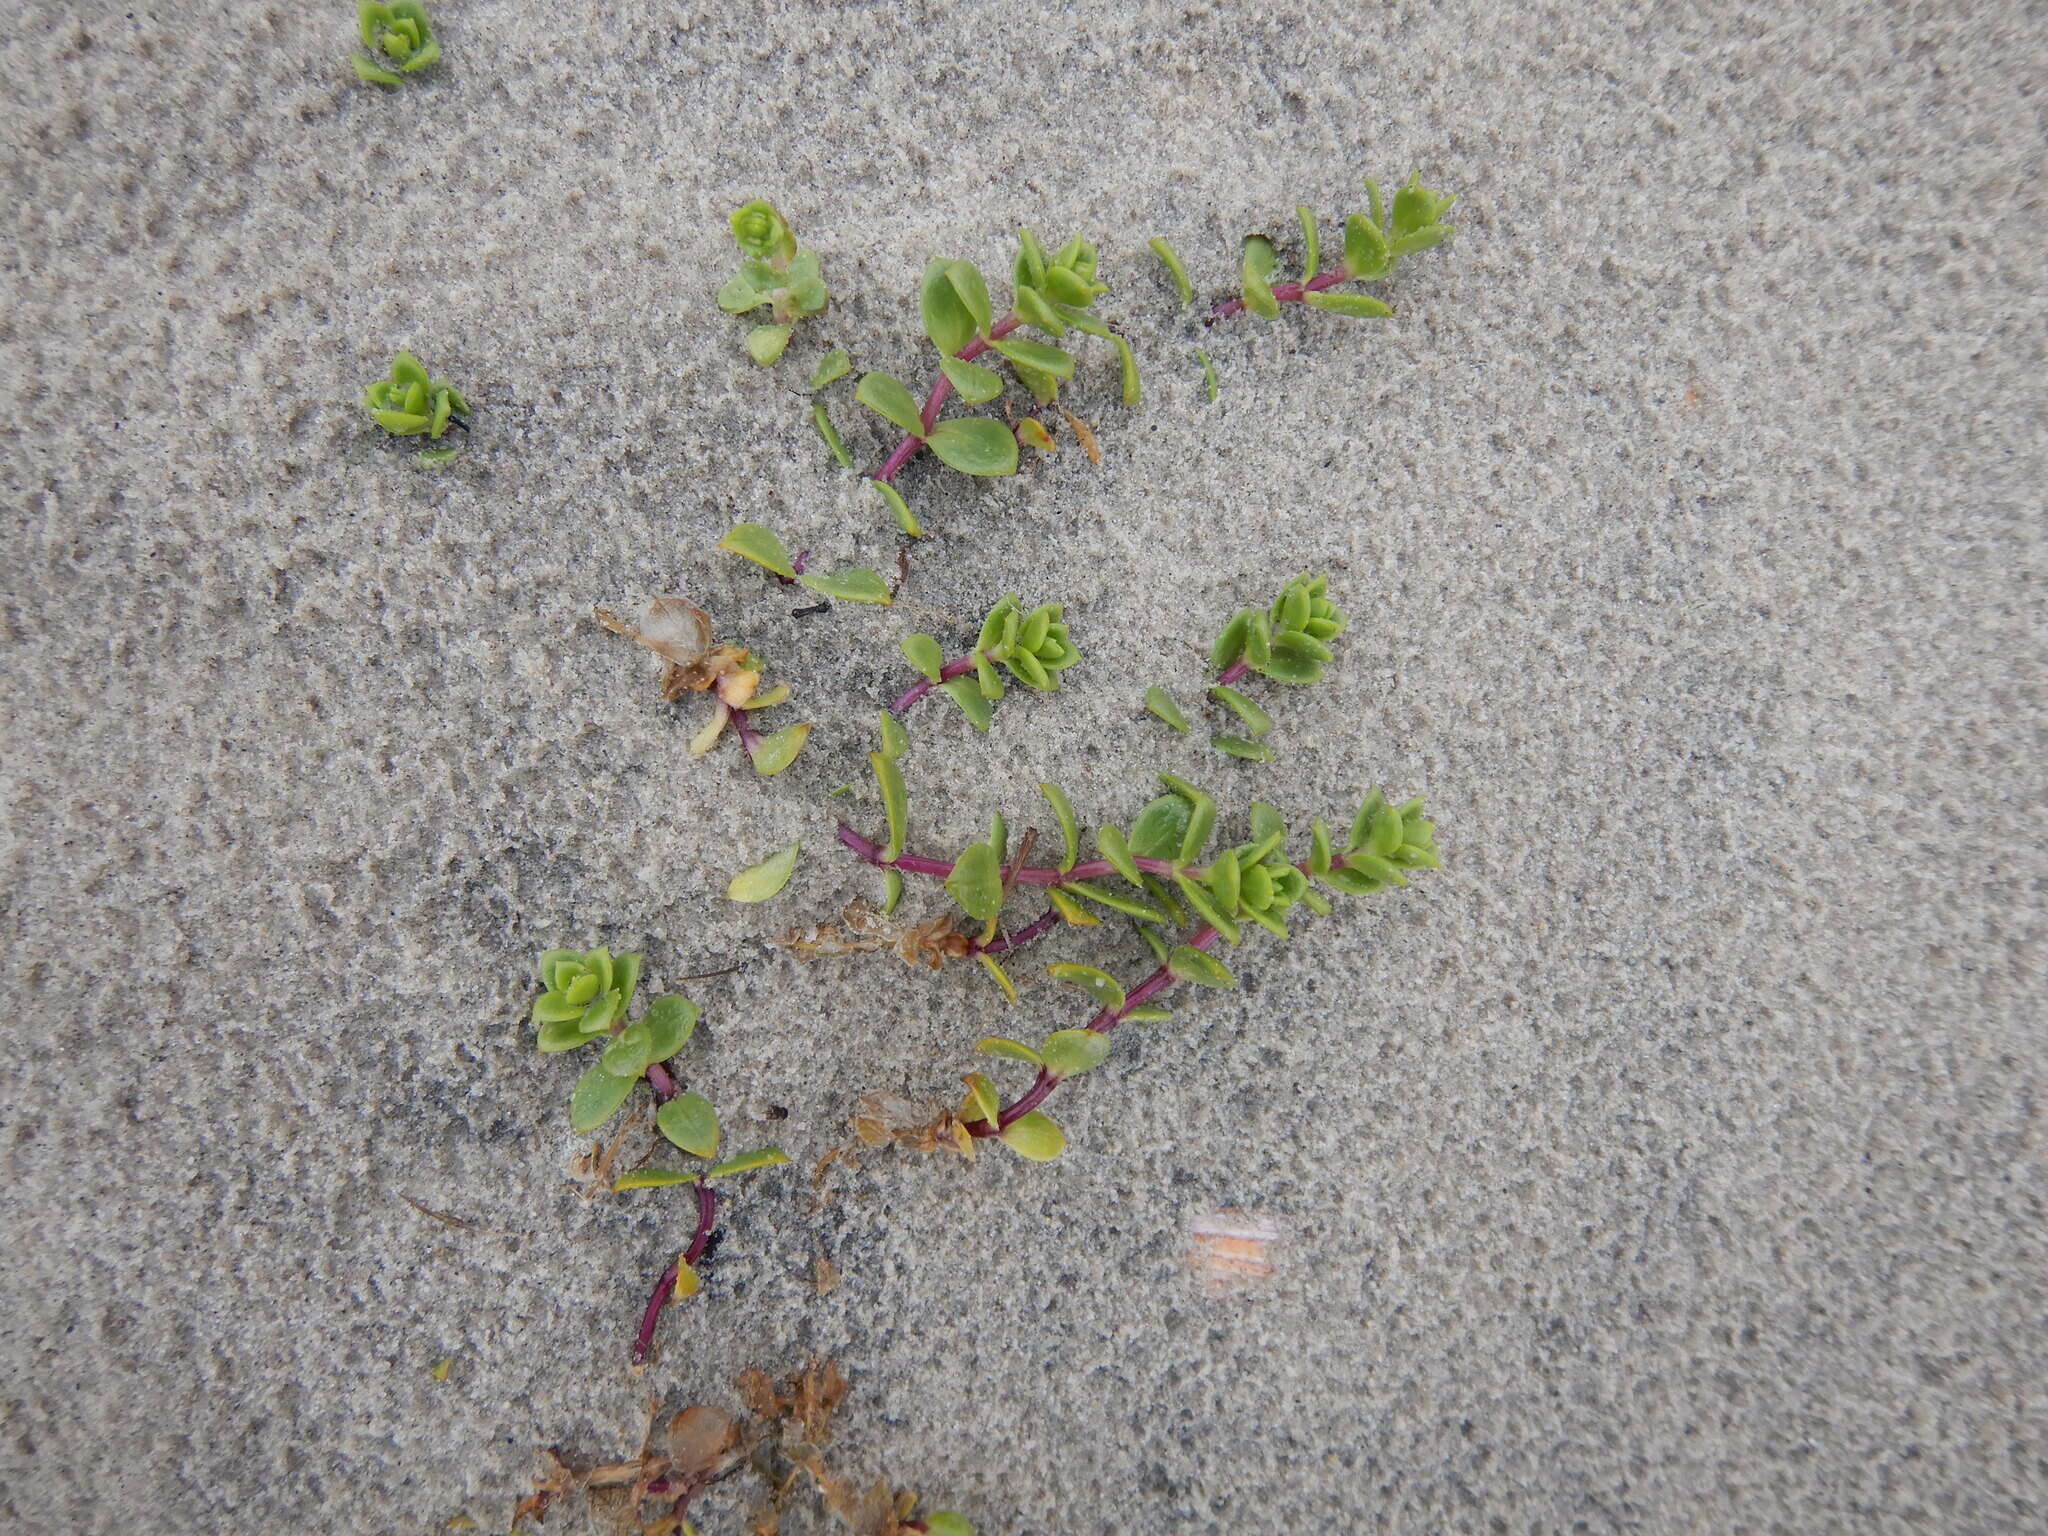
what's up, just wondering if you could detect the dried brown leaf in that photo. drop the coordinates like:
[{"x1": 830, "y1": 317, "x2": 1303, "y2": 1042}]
[{"x1": 1057, "y1": 404, "x2": 1102, "y2": 464}]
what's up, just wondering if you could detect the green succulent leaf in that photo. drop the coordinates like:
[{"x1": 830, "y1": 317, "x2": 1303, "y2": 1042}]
[
  {"x1": 946, "y1": 841, "x2": 1004, "y2": 922},
  {"x1": 1241, "y1": 254, "x2": 1281, "y2": 319},
  {"x1": 601, "y1": 1022, "x2": 656, "y2": 1079},
  {"x1": 1128, "y1": 794, "x2": 1192, "y2": 861},
  {"x1": 1303, "y1": 291, "x2": 1392, "y2": 319},
  {"x1": 1149, "y1": 237, "x2": 1193, "y2": 306},
  {"x1": 877, "y1": 710, "x2": 909, "y2": 762},
  {"x1": 1197, "y1": 346, "x2": 1219, "y2": 402},
  {"x1": 872, "y1": 479, "x2": 921, "y2": 537},
  {"x1": 1122, "y1": 1004, "x2": 1173, "y2": 1023},
  {"x1": 991, "y1": 337, "x2": 1075, "y2": 379},
  {"x1": 1015, "y1": 417, "x2": 1055, "y2": 455},
  {"x1": 939, "y1": 676, "x2": 993, "y2": 730},
  {"x1": 977, "y1": 1036, "x2": 1045, "y2": 1066},
  {"x1": 926, "y1": 418, "x2": 1019, "y2": 476},
  {"x1": 1168, "y1": 946, "x2": 1236, "y2": 988},
  {"x1": 536, "y1": 1018, "x2": 589, "y2": 1052},
  {"x1": 1039, "y1": 781, "x2": 1080, "y2": 872},
  {"x1": 716, "y1": 522, "x2": 796, "y2": 579},
  {"x1": 1242, "y1": 234, "x2": 1278, "y2": 281},
  {"x1": 746, "y1": 324, "x2": 793, "y2": 365},
  {"x1": 921, "y1": 1513, "x2": 976, "y2": 1536},
  {"x1": 414, "y1": 446, "x2": 460, "y2": 468},
  {"x1": 808, "y1": 349, "x2": 851, "y2": 389},
  {"x1": 705, "y1": 1147, "x2": 790, "y2": 1180},
  {"x1": 1172, "y1": 875, "x2": 1240, "y2": 944},
  {"x1": 1115, "y1": 335, "x2": 1141, "y2": 406},
  {"x1": 812, "y1": 401, "x2": 853, "y2": 467},
  {"x1": 1342, "y1": 213, "x2": 1392, "y2": 280},
  {"x1": 570, "y1": 1063, "x2": 637, "y2": 1134},
  {"x1": 1348, "y1": 789, "x2": 1386, "y2": 850},
  {"x1": 657, "y1": 1093, "x2": 720, "y2": 1158},
  {"x1": 1012, "y1": 283, "x2": 1067, "y2": 336},
  {"x1": 1297, "y1": 206, "x2": 1321, "y2": 280},
  {"x1": 800, "y1": 568, "x2": 892, "y2": 604},
  {"x1": 871, "y1": 752, "x2": 908, "y2": 862},
  {"x1": 881, "y1": 867, "x2": 904, "y2": 914},
  {"x1": 998, "y1": 1111, "x2": 1065, "y2": 1161},
  {"x1": 940, "y1": 357, "x2": 1005, "y2": 403},
  {"x1": 1045, "y1": 963, "x2": 1127, "y2": 1013},
  {"x1": 1248, "y1": 802, "x2": 1286, "y2": 846},
  {"x1": 901, "y1": 634, "x2": 946, "y2": 682},
  {"x1": 1213, "y1": 734, "x2": 1276, "y2": 761},
  {"x1": 643, "y1": 996, "x2": 698, "y2": 1060},
  {"x1": 747, "y1": 722, "x2": 810, "y2": 776},
  {"x1": 856, "y1": 372, "x2": 925, "y2": 437},
  {"x1": 1041, "y1": 1028, "x2": 1112, "y2": 1077},
  {"x1": 1308, "y1": 816, "x2": 1335, "y2": 876},
  {"x1": 1211, "y1": 685, "x2": 1273, "y2": 736},
  {"x1": 946, "y1": 260, "x2": 994, "y2": 336},
  {"x1": 1062, "y1": 879, "x2": 1169, "y2": 924},
  {"x1": 1096, "y1": 824, "x2": 1142, "y2": 886},
  {"x1": 727, "y1": 841, "x2": 800, "y2": 902},
  {"x1": 1144, "y1": 685, "x2": 1189, "y2": 732},
  {"x1": 920, "y1": 260, "x2": 976, "y2": 356},
  {"x1": 352, "y1": 54, "x2": 403, "y2": 85},
  {"x1": 729, "y1": 199, "x2": 795, "y2": 263},
  {"x1": 960, "y1": 1073, "x2": 1001, "y2": 1126}
]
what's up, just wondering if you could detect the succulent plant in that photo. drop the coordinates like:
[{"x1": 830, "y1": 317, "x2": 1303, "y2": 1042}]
[
  {"x1": 717, "y1": 200, "x2": 829, "y2": 365},
  {"x1": 890, "y1": 594, "x2": 1082, "y2": 729},
  {"x1": 361, "y1": 350, "x2": 469, "y2": 465},
  {"x1": 532, "y1": 946, "x2": 641, "y2": 1052},
  {"x1": 351, "y1": 2, "x2": 440, "y2": 85}
]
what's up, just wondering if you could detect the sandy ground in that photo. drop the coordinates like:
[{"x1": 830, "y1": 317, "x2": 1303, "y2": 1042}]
[{"x1": 2, "y1": 1, "x2": 2043, "y2": 1531}]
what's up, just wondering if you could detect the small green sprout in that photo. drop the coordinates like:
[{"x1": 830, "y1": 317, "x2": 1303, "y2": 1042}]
[
  {"x1": 352, "y1": 2, "x2": 440, "y2": 83},
  {"x1": 718, "y1": 200, "x2": 829, "y2": 365},
  {"x1": 527, "y1": 946, "x2": 787, "y2": 1360},
  {"x1": 361, "y1": 350, "x2": 469, "y2": 465},
  {"x1": 1205, "y1": 171, "x2": 1456, "y2": 325},
  {"x1": 890, "y1": 593, "x2": 1081, "y2": 729},
  {"x1": 596, "y1": 596, "x2": 811, "y2": 776},
  {"x1": 1142, "y1": 573, "x2": 1346, "y2": 757},
  {"x1": 837, "y1": 774, "x2": 1441, "y2": 1160}
]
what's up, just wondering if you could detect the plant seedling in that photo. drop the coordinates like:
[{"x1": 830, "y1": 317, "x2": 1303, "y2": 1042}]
[
  {"x1": 719, "y1": 201, "x2": 831, "y2": 365},
  {"x1": 717, "y1": 522, "x2": 893, "y2": 606},
  {"x1": 854, "y1": 230, "x2": 1137, "y2": 530},
  {"x1": 351, "y1": 2, "x2": 440, "y2": 83},
  {"x1": 838, "y1": 774, "x2": 1439, "y2": 1161},
  {"x1": 888, "y1": 593, "x2": 1081, "y2": 729},
  {"x1": 528, "y1": 946, "x2": 789, "y2": 1361},
  {"x1": 1206, "y1": 172, "x2": 1456, "y2": 325},
  {"x1": 361, "y1": 350, "x2": 468, "y2": 465},
  {"x1": 1143, "y1": 573, "x2": 1346, "y2": 757},
  {"x1": 596, "y1": 596, "x2": 812, "y2": 775}
]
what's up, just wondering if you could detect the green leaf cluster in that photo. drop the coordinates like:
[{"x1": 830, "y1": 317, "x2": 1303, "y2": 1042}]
[
  {"x1": 715, "y1": 522, "x2": 891, "y2": 605},
  {"x1": 1210, "y1": 573, "x2": 1346, "y2": 686},
  {"x1": 362, "y1": 351, "x2": 468, "y2": 465},
  {"x1": 902, "y1": 595, "x2": 1080, "y2": 732},
  {"x1": 1232, "y1": 172, "x2": 1455, "y2": 319},
  {"x1": 717, "y1": 201, "x2": 829, "y2": 366},
  {"x1": 352, "y1": 2, "x2": 439, "y2": 83}
]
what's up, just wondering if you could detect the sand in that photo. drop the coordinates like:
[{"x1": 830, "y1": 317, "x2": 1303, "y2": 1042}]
[{"x1": 2, "y1": 0, "x2": 2042, "y2": 1530}]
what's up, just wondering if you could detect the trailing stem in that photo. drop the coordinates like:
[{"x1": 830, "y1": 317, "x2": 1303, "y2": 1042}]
[{"x1": 870, "y1": 315, "x2": 1026, "y2": 482}]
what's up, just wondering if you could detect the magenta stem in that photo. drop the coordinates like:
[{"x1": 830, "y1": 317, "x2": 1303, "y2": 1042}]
[
  {"x1": 871, "y1": 314, "x2": 1026, "y2": 483},
  {"x1": 1206, "y1": 266, "x2": 1350, "y2": 323},
  {"x1": 971, "y1": 924, "x2": 1223, "y2": 1136},
  {"x1": 731, "y1": 712, "x2": 764, "y2": 757},
  {"x1": 630, "y1": 1180, "x2": 719, "y2": 1365},
  {"x1": 977, "y1": 907, "x2": 1061, "y2": 956},
  {"x1": 837, "y1": 824, "x2": 1176, "y2": 888},
  {"x1": 888, "y1": 652, "x2": 981, "y2": 714},
  {"x1": 645, "y1": 1061, "x2": 677, "y2": 1102},
  {"x1": 1215, "y1": 658, "x2": 1252, "y2": 687}
]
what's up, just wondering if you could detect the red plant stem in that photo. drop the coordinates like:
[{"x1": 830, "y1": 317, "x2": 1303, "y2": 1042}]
[
  {"x1": 645, "y1": 1061, "x2": 678, "y2": 1102},
  {"x1": 888, "y1": 652, "x2": 981, "y2": 714},
  {"x1": 976, "y1": 906, "x2": 1061, "y2": 956},
  {"x1": 970, "y1": 924, "x2": 1223, "y2": 1136},
  {"x1": 731, "y1": 712, "x2": 764, "y2": 757},
  {"x1": 1205, "y1": 265, "x2": 1350, "y2": 323},
  {"x1": 631, "y1": 1180, "x2": 719, "y2": 1365},
  {"x1": 836, "y1": 823, "x2": 1180, "y2": 887},
  {"x1": 870, "y1": 314, "x2": 1027, "y2": 482},
  {"x1": 1215, "y1": 658, "x2": 1252, "y2": 687}
]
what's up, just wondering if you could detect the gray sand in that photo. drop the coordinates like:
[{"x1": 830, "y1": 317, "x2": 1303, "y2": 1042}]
[{"x1": 3, "y1": 1, "x2": 2043, "y2": 1531}]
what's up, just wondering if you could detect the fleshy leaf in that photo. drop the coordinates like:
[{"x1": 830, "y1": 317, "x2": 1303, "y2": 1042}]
[
  {"x1": 613, "y1": 1168, "x2": 696, "y2": 1191},
  {"x1": 1039, "y1": 782, "x2": 1080, "y2": 872},
  {"x1": 1062, "y1": 879, "x2": 1168, "y2": 924},
  {"x1": 746, "y1": 324, "x2": 793, "y2": 365},
  {"x1": 871, "y1": 752, "x2": 908, "y2": 862},
  {"x1": 808, "y1": 349, "x2": 851, "y2": 389},
  {"x1": 1214, "y1": 734, "x2": 1277, "y2": 761},
  {"x1": 1041, "y1": 1028, "x2": 1112, "y2": 1077},
  {"x1": 570, "y1": 1063, "x2": 636, "y2": 1134},
  {"x1": 704, "y1": 1147, "x2": 790, "y2": 1180},
  {"x1": 960, "y1": 1073, "x2": 1001, "y2": 1126},
  {"x1": 940, "y1": 357, "x2": 1005, "y2": 403},
  {"x1": 1121, "y1": 1004, "x2": 1172, "y2": 1023},
  {"x1": 939, "y1": 676, "x2": 993, "y2": 730},
  {"x1": 1149, "y1": 237, "x2": 1193, "y2": 305},
  {"x1": 1096, "y1": 824, "x2": 1142, "y2": 885},
  {"x1": 643, "y1": 996, "x2": 698, "y2": 1060},
  {"x1": 946, "y1": 842, "x2": 1004, "y2": 921},
  {"x1": 812, "y1": 401, "x2": 853, "y2": 467},
  {"x1": 991, "y1": 337, "x2": 1076, "y2": 379},
  {"x1": 800, "y1": 568, "x2": 892, "y2": 604},
  {"x1": 926, "y1": 418, "x2": 1019, "y2": 476},
  {"x1": 716, "y1": 522, "x2": 796, "y2": 578},
  {"x1": 1168, "y1": 946, "x2": 1236, "y2": 988},
  {"x1": 727, "y1": 841, "x2": 799, "y2": 902},
  {"x1": 976, "y1": 1036, "x2": 1044, "y2": 1066},
  {"x1": 998, "y1": 1111, "x2": 1065, "y2": 1161},
  {"x1": 856, "y1": 372, "x2": 925, "y2": 436},
  {"x1": 872, "y1": 479, "x2": 921, "y2": 536},
  {"x1": 901, "y1": 634, "x2": 946, "y2": 682},
  {"x1": 1127, "y1": 794, "x2": 1191, "y2": 861},
  {"x1": 1211, "y1": 685, "x2": 1272, "y2": 736},
  {"x1": 656, "y1": 1093, "x2": 720, "y2": 1159},
  {"x1": 919, "y1": 260, "x2": 975, "y2": 357},
  {"x1": 749, "y1": 723, "x2": 811, "y2": 775},
  {"x1": 1046, "y1": 887, "x2": 1098, "y2": 926},
  {"x1": 1303, "y1": 292, "x2": 1392, "y2": 319},
  {"x1": 1045, "y1": 963, "x2": 1126, "y2": 1012}
]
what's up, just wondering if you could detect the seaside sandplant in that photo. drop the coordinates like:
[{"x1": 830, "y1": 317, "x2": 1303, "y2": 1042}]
[
  {"x1": 838, "y1": 763, "x2": 1440, "y2": 1159},
  {"x1": 350, "y1": 2, "x2": 441, "y2": 84},
  {"x1": 716, "y1": 522, "x2": 892, "y2": 605},
  {"x1": 1192, "y1": 572, "x2": 1347, "y2": 760},
  {"x1": 889, "y1": 593, "x2": 1081, "y2": 730},
  {"x1": 1203, "y1": 173, "x2": 1456, "y2": 325},
  {"x1": 527, "y1": 946, "x2": 789, "y2": 1362},
  {"x1": 718, "y1": 200, "x2": 830, "y2": 365},
  {"x1": 852, "y1": 231, "x2": 1137, "y2": 533},
  {"x1": 596, "y1": 596, "x2": 812, "y2": 774},
  {"x1": 361, "y1": 349, "x2": 468, "y2": 465}
]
